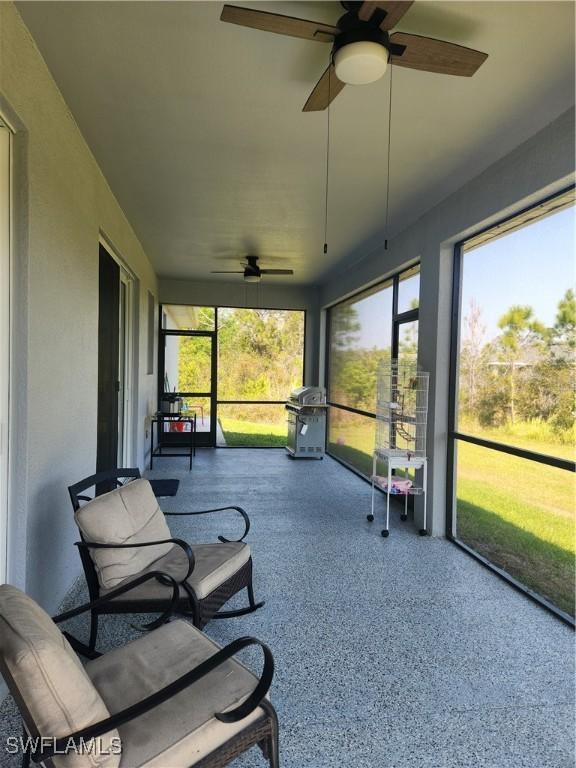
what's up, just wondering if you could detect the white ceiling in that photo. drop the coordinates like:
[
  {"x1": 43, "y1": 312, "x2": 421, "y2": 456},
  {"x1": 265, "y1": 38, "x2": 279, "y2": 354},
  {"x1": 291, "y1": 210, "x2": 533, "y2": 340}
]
[{"x1": 17, "y1": 1, "x2": 575, "y2": 285}]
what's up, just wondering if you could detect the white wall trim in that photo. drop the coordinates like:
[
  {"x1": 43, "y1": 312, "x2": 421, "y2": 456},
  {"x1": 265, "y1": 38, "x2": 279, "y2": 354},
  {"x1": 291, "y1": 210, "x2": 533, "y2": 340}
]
[
  {"x1": 119, "y1": 267, "x2": 136, "y2": 466},
  {"x1": 0, "y1": 122, "x2": 11, "y2": 583},
  {"x1": 98, "y1": 231, "x2": 135, "y2": 280}
]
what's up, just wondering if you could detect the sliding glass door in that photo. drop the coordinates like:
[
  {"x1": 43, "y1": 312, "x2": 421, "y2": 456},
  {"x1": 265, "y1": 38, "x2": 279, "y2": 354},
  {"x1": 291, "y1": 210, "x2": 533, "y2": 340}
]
[
  {"x1": 117, "y1": 267, "x2": 134, "y2": 466},
  {"x1": 448, "y1": 188, "x2": 575, "y2": 620},
  {"x1": 97, "y1": 246, "x2": 135, "y2": 472}
]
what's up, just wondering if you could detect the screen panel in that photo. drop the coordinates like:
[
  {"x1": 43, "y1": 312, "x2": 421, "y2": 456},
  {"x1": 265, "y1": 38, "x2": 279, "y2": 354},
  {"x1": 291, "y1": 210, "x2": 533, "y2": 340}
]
[
  {"x1": 454, "y1": 441, "x2": 574, "y2": 615},
  {"x1": 327, "y1": 407, "x2": 375, "y2": 477},
  {"x1": 450, "y1": 194, "x2": 575, "y2": 618},
  {"x1": 457, "y1": 205, "x2": 575, "y2": 457},
  {"x1": 217, "y1": 307, "x2": 304, "y2": 402},
  {"x1": 397, "y1": 265, "x2": 420, "y2": 313},
  {"x1": 328, "y1": 282, "x2": 393, "y2": 414},
  {"x1": 217, "y1": 403, "x2": 287, "y2": 447}
]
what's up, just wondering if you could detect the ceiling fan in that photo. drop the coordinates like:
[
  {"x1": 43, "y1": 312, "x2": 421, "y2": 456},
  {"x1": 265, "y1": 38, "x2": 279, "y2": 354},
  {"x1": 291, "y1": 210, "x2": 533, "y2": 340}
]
[
  {"x1": 220, "y1": 1, "x2": 488, "y2": 111},
  {"x1": 211, "y1": 255, "x2": 294, "y2": 282}
]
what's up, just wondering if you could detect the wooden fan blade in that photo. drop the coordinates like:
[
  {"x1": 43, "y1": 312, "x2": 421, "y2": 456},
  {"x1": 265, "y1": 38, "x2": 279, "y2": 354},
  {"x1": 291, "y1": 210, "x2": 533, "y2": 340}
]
[
  {"x1": 390, "y1": 32, "x2": 488, "y2": 76},
  {"x1": 260, "y1": 269, "x2": 294, "y2": 275},
  {"x1": 220, "y1": 5, "x2": 338, "y2": 43},
  {"x1": 303, "y1": 64, "x2": 346, "y2": 112},
  {"x1": 358, "y1": 2, "x2": 414, "y2": 31},
  {"x1": 211, "y1": 270, "x2": 244, "y2": 273}
]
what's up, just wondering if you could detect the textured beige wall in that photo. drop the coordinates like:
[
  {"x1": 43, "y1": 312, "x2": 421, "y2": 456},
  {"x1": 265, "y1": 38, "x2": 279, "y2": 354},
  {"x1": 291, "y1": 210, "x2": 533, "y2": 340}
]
[{"x1": 0, "y1": 2, "x2": 159, "y2": 610}]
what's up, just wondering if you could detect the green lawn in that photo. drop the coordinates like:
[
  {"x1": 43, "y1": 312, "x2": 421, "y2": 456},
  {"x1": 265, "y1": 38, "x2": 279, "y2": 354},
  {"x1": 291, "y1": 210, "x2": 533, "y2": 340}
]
[
  {"x1": 456, "y1": 441, "x2": 575, "y2": 615},
  {"x1": 328, "y1": 418, "x2": 575, "y2": 615},
  {"x1": 219, "y1": 418, "x2": 286, "y2": 447},
  {"x1": 328, "y1": 419, "x2": 375, "y2": 476},
  {"x1": 458, "y1": 417, "x2": 575, "y2": 461},
  {"x1": 328, "y1": 441, "x2": 374, "y2": 476}
]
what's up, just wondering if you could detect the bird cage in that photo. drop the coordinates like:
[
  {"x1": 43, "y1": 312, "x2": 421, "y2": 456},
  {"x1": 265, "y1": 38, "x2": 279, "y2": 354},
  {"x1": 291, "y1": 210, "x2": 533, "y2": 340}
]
[{"x1": 375, "y1": 360, "x2": 429, "y2": 459}]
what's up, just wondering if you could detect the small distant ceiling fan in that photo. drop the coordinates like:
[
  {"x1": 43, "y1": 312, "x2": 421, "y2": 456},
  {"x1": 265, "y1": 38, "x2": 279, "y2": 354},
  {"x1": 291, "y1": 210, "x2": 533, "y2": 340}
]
[
  {"x1": 211, "y1": 255, "x2": 294, "y2": 282},
  {"x1": 220, "y1": 1, "x2": 488, "y2": 111}
]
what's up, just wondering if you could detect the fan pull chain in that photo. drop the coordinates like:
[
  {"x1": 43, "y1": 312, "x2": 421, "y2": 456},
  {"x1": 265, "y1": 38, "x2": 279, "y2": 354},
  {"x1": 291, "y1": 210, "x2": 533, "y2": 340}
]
[
  {"x1": 384, "y1": 60, "x2": 393, "y2": 251},
  {"x1": 323, "y1": 63, "x2": 332, "y2": 255}
]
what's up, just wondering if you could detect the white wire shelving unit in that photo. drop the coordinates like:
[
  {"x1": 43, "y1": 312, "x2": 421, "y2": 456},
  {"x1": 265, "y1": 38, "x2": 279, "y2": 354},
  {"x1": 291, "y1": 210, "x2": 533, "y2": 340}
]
[{"x1": 368, "y1": 360, "x2": 430, "y2": 537}]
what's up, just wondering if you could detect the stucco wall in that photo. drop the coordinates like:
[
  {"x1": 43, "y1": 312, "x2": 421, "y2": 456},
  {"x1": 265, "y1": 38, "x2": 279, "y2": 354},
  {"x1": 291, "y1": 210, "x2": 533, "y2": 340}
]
[
  {"x1": 159, "y1": 278, "x2": 321, "y2": 386},
  {"x1": 319, "y1": 107, "x2": 575, "y2": 536},
  {"x1": 0, "y1": 2, "x2": 159, "y2": 611}
]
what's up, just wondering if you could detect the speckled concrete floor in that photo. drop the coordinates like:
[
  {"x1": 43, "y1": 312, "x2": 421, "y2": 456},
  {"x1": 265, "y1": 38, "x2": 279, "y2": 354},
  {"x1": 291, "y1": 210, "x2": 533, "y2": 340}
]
[{"x1": 1, "y1": 449, "x2": 574, "y2": 767}]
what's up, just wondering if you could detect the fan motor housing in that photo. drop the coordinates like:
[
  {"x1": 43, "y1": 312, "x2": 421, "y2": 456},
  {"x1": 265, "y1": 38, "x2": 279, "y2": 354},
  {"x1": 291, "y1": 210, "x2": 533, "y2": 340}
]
[
  {"x1": 334, "y1": 8, "x2": 407, "y2": 60},
  {"x1": 334, "y1": 13, "x2": 389, "y2": 53},
  {"x1": 332, "y1": 12, "x2": 406, "y2": 57}
]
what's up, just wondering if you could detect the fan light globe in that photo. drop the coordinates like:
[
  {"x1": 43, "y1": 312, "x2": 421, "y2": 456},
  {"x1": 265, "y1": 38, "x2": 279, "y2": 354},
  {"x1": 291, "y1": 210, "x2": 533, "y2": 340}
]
[
  {"x1": 334, "y1": 41, "x2": 389, "y2": 85},
  {"x1": 244, "y1": 274, "x2": 261, "y2": 283}
]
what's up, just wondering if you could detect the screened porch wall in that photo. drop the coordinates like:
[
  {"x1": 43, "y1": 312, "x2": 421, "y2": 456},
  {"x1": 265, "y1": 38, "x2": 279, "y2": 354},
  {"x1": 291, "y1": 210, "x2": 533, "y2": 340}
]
[
  {"x1": 319, "y1": 107, "x2": 575, "y2": 536},
  {"x1": 158, "y1": 279, "x2": 321, "y2": 386}
]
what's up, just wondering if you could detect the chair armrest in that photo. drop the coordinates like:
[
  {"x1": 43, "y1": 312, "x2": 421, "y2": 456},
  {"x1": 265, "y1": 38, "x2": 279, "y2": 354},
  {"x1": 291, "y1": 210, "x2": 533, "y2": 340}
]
[
  {"x1": 164, "y1": 506, "x2": 250, "y2": 543},
  {"x1": 30, "y1": 637, "x2": 274, "y2": 762},
  {"x1": 53, "y1": 570, "x2": 181, "y2": 630},
  {"x1": 76, "y1": 537, "x2": 195, "y2": 580}
]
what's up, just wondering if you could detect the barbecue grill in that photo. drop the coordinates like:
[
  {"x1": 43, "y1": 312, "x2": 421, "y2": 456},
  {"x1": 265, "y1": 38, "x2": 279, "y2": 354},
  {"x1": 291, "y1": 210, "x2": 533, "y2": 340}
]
[{"x1": 285, "y1": 386, "x2": 327, "y2": 459}]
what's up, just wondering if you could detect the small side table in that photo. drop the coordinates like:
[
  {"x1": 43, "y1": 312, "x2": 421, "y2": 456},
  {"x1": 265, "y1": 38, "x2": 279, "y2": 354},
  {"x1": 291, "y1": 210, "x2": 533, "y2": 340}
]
[
  {"x1": 150, "y1": 414, "x2": 196, "y2": 471},
  {"x1": 368, "y1": 450, "x2": 428, "y2": 538}
]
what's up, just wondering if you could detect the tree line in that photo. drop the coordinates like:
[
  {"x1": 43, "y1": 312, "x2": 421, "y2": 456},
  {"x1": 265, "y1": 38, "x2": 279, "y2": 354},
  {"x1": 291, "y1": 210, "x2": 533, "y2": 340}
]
[
  {"x1": 459, "y1": 289, "x2": 575, "y2": 440},
  {"x1": 329, "y1": 303, "x2": 417, "y2": 414},
  {"x1": 176, "y1": 308, "x2": 305, "y2": 423},
  {"x1": 329, "y1": 290, "x2": 574, "y2": 444}
]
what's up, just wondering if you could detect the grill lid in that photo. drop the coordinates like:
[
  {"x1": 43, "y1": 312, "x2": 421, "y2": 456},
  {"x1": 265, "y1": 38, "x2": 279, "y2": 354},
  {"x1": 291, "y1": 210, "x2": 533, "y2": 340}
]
[{"x1": 288, "y1": 386, "x2": 326, "y2": 406}]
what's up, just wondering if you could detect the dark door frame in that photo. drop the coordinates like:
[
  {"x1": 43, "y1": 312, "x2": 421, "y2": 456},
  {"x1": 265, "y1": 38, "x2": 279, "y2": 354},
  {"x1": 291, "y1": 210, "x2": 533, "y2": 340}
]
[{"x1": 96, "y1": 245, "x2": 120, "y2": 473}]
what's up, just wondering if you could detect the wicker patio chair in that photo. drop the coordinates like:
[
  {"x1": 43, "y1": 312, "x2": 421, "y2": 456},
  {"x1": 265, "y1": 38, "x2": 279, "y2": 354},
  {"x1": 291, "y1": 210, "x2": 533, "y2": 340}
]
[
  {"x1": 68, "y1": 469, "x2": 264, "y2": 652},
  {"x1": 0, "y1": 583, "x2": 279, "y2": 768}
]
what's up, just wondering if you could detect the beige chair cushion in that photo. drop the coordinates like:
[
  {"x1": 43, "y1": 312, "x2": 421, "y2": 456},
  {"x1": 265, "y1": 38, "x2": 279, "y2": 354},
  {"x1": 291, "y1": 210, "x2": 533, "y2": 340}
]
[
  {"x1": 87, "y1": 619, "x2": 266, "y2": 767},
  {"x1": 0, "y1": 585, "x2": 120, "y2": 768},
  {"x1": 101, "y1": 541, "x2": 251, "y2": 602},
  {"x1": 75, "y1": 479, "x2": 173, "y2": 590}
]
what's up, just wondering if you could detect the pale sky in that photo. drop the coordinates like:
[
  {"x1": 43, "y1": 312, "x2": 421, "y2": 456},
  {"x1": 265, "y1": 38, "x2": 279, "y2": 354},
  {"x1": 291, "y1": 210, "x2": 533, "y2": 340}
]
[
  {"x1": 334, "y1": 205, "x2": 575, "y2": 351},
  {"x1": 461, "y1": 206, "x2": 575, "y2": 341}
]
